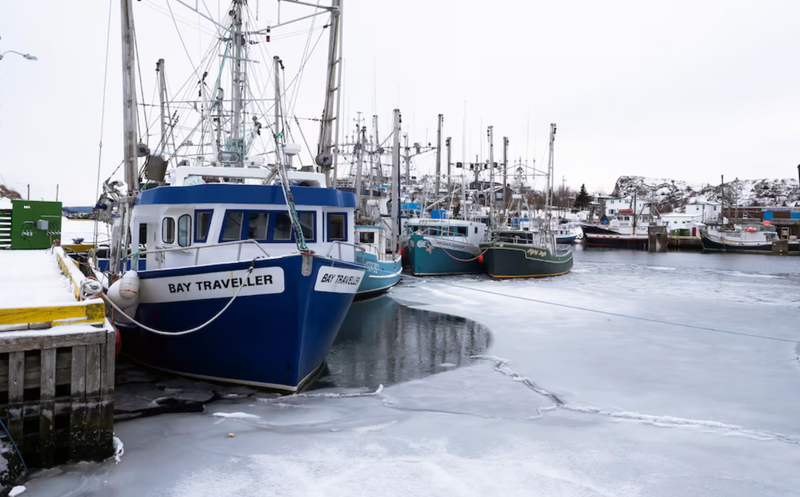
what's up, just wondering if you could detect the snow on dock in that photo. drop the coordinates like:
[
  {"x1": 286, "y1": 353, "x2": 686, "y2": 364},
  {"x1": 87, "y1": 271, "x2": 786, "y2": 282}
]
[
  {"x1": 0, "y1": 250, "x2": 76, "y2": 310},
  {"x1": 0, "y1": 248, "x2": 116, "y2": 486}
]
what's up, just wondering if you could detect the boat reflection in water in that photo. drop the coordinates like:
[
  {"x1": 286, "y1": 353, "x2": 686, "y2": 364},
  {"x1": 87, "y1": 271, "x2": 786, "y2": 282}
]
[{"x1": 312, "y1": 296, "x2": 492, "y2": 390}]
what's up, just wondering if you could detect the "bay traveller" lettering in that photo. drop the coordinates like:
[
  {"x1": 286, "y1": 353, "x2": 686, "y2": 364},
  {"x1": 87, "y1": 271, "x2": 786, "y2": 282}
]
[{"x1": 168, "y1": 274, "x2": 274, "y2": 294}]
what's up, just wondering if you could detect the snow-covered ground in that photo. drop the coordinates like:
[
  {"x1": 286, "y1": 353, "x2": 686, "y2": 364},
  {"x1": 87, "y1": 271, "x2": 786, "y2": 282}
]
[{"x1": 23, "y1": 249, "x2": 800, "y2": 496}]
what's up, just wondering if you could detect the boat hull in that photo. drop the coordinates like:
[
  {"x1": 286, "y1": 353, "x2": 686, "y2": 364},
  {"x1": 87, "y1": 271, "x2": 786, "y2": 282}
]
[
  {"x1": 119, "y1": 254, "x2": 364, "y2": 392},
  {"x1": 556, "y1": 235, "x2": 577, "y2": 244},
  {"x1": 580, "y1": 225, "x2": 648, "y2": 250},
  {"x1": 700, "y1": 232, "x2": 800, "y2": 254},
  {"x1": 479, "y1": 243, "x2": 573, "y2": 278},
  {"x1": 404, "y1": 232, "x2": 484, "y2": 276},
  {"x1": 355, "y1": 251, "x2": 403, "y2": 299}
]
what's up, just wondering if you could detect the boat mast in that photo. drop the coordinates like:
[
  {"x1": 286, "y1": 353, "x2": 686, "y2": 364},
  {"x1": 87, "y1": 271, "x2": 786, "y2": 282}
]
[
  {"x1": 230, "y1": 0, "x2": 246, "y2": 167},
  {"x1": 354, "y1": 125, "x2": 366, "y2": 212},
  {"x1": 445, "y1": 136, "x2": 452, "y2": 193},
  {"x1": 315, "y1": 0, "x2": 343, "y2": 186},
  {"x1": 488, "y1": 125, "x2": 495, "y2": 229},
  {"x1": 435, "y1": 114, "x2": 443, "y2": 197},
  {"x1": 545, "y1": 123, "x2": 556, "y2": 229},
  {"x1": 115, "y1": 0, "x2": 139, "y2": 276},
  {"x1": 502, "y1": 136, "x2": 508, "y2": 214},
  {"x1": 391, "y1": 109, "x2": 401, "y2": 252}
]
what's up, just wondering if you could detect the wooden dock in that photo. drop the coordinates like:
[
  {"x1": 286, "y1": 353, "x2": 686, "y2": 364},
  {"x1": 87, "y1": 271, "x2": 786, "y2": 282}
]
[{"x1": 0, "y1": 248, "x2": 115, "y2": 487}]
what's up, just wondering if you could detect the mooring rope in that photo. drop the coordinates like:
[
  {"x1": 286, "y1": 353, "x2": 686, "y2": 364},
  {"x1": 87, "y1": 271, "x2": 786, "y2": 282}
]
[{"x1": 103, "y1": 261, "x2": 256, "y2": 337}]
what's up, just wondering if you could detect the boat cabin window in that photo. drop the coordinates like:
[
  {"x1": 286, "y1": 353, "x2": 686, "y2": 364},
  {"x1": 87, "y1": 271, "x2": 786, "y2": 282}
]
[
  {"x1": 220, "y1": 210, "x2": 316, "y2": 243},
  {"x1": 327, "y1": 213, "x2": 347, "y2": 241},
  {"x1": 222, "y1": 212, "x2": 244, "y2": 241},
  {"x1": 299, "y1": 212, "x2": 316, "y2": 242},
  {"x1": 474, "y1": 227, "x2": 478, "y2": 234},
  {"x1": 195, "y1": 210, "x2": 213, "y2": 243},
  {"x1": 138, "y1": 224, "x2": 147, "y2": 248},
  {"x1": 273, "y1": 213, "x2": 292, "y2": 240},
  {"x1": 248, "y1": 212, "x2": 269, "y2": 240},
  {"x1": 177, "y1": 214, "x2": 191, "y2": 247},
  {"x1": 457, "y1": 226, "x2": 467, "y2": 236},
  {"x1": 360, "y1": 232, "x2": 375, "y2": 244},
  {"x1": 162, "y1": 217, "x2": 175, "y2": 244}
]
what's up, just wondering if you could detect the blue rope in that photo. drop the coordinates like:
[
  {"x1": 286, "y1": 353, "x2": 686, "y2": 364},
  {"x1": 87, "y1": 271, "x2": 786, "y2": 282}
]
[{"x1": 0, "y1": 418, "x2": 28, "y2": 474}]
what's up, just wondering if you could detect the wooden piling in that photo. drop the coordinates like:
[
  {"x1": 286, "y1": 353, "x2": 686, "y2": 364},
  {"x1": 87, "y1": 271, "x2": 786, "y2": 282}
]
[{"x1": 0, "y1": 248, "x2": 115, "y2": 486}]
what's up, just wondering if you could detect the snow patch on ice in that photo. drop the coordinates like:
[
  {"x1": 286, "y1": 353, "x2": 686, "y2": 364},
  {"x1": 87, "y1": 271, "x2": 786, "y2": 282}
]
[
  {"x1": 8, "y1": 486, "x2": 25, "y2": 497},
  {"x1": 438, "y1": 363, "x2": 457, "y2": 368},
  {"x1": 646, "y1": 266, "x2": 676, "y2": 271},
  {"x1": 113, "y1": 436, "x2": 124, "y2": 464},
  {"x1": 352, "y1": 421, "x2": 397, "y2": 433},
  {"x1": 212, "y1": 412, "x2": 261, "y2": 420}
]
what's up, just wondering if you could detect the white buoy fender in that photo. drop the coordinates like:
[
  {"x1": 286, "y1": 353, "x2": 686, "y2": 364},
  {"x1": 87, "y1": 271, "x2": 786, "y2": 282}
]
[
  {"x1": 108, "y1": 271, "x2": 139, "y2": 321},
  {"x1": 118, "y1": 270, "x2": 139, "y2": 300}
]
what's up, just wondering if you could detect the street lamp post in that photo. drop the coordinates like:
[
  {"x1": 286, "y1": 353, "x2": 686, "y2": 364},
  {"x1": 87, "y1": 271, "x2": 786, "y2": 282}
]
[
  {"x1": 0, "y1": 50, "x2": 38, "y2": 61},
  {"x1": 0, "y1": 37, "x2": 38, "y2": 61}
]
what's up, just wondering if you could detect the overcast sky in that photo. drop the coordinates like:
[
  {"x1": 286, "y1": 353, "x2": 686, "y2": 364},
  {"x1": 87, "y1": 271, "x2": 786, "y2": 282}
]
[{"x1": 2, "y1": 0, "x2": 799, "y2": 205}]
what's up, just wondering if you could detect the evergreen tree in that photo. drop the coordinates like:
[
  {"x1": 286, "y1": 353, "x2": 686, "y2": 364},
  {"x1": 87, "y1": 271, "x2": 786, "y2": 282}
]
[{"x1": 574, "y1": 184, "x2": 593, "y2": 210}]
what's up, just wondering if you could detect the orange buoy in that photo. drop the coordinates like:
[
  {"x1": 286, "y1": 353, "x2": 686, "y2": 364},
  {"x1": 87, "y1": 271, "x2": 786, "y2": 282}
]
[
  {"x1": 763, "y1": 220, "x2": 772, "y2": 226},
  {"x1": 399, "y1": 246, "x2": 406, "y2": 259},
  {"x1": 478, "y1": 254, "x2": 484, "y2": 264}
]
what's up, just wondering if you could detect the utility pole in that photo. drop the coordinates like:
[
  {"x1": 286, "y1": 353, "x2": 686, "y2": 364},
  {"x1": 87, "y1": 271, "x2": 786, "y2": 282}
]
[
  {"x1": 488, "y1": 125, "x2": 494, "y2": 229},
  {"x1": 435, "y1": 114, "x2": 443, "y2": 197},
  {"x1": 502, "y1": 136, "x2": 508, "y2": 210},
  {"x1": 27, "y1": 184, "x2": 30, "y2": 200},
  {"x1": 391, "y1": 109, "x2": 401, "y2": 252},
  {"x1": 56, "y1": 184, "x2": 59, "y2": 202}
]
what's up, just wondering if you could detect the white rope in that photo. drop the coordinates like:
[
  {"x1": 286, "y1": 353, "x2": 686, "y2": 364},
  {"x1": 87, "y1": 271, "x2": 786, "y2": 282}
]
[
  {"x1": 79, "y1": 279, "x2": 104, "y2": 300},
  {"x1": 104, "y1": 263, "x2": 255, "y2": 336}
]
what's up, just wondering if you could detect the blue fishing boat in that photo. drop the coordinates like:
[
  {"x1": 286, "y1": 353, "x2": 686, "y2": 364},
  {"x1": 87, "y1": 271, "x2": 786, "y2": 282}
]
[
  {"x1": 97, "y1": 0, "x2": 360, "y2": 392},
  {"x1": 108, "y1": 167, "x2": 365, "y2": 392},
  {"x1": 403, "y1": 218, "x2": 488, "y2": 276}
]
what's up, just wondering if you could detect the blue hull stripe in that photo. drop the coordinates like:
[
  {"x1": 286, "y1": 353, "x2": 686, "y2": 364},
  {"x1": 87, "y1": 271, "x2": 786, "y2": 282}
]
[{"x1": 136, "y1": 184, "x2": 357, "y2": 208}]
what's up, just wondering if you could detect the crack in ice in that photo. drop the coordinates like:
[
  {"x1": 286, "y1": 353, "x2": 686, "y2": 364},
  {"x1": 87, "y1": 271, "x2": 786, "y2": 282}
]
[{"x1": 471, "y1": 355, "x2": 800, "y2": 446}]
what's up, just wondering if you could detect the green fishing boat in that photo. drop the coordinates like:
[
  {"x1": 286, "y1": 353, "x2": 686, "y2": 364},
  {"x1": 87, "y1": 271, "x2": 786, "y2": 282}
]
[{"x1": 480, "y1": 230, "x2": 573, "y2": 278}]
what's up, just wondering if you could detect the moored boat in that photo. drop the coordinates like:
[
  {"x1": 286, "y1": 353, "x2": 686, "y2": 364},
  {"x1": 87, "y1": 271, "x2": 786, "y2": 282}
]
[
  {"x1": 355, "y1": 225, "x2": 402, "y2": 298},
  {"x1": 699, "y1": 223, "x2": 799, "y2": 254},
  {"x1": 480, "y1": 230, "x2": 573, "y2": 278},
  {"x1": 402, "y1": 218, "x2": 488, "y2": 276}
]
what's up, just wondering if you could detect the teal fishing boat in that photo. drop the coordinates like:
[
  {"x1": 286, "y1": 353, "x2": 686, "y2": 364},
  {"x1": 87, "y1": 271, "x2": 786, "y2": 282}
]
[
  {"x1": 403, "y1": 218, "x2": 488, "y2": 276},
  {"x1": 354, "y1": 225, "x2": 402, "y2": 298}
]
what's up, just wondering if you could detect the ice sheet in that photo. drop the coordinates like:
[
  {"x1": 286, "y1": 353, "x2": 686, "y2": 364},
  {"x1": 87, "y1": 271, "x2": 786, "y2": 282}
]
[{"x1": 22, "y1": 250, "x2": 800, "y2": 496}]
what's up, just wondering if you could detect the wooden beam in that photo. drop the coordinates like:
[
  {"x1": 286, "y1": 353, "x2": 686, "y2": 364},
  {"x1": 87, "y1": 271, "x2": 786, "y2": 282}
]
[{"x1": 0, "y1": 301, "x2": 105, "y2": 327}]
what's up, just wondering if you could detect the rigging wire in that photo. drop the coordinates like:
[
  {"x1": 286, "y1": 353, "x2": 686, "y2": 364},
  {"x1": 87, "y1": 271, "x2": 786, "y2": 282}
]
[{"x1": 93, "y1": 0, "x2": 114, "y2": 248}]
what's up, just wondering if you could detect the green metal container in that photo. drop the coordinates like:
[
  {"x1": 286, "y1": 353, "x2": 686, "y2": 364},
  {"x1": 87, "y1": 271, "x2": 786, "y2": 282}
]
[{"x1": 9, "y1": 200, "x2": 62, "y2": 249}]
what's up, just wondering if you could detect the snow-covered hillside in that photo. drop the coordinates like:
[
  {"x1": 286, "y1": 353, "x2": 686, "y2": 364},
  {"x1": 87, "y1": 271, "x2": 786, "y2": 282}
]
[{"x1": 612, "y1": 176, "x2": 800, "y2": 212}]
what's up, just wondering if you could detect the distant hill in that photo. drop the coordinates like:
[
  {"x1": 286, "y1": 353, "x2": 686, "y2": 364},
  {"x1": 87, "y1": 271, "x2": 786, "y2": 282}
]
[
  {"x1": 612, "y1": 176, "x2": 800, "y2": 213},
  {"x1": 63, "y1": 206, "x2": 95, "y2": 219}
]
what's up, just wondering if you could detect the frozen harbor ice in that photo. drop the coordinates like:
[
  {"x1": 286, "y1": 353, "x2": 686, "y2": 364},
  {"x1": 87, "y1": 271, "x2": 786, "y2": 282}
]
[{"x1": 23, "y1": 248, "x2": 800, "y2": 496}]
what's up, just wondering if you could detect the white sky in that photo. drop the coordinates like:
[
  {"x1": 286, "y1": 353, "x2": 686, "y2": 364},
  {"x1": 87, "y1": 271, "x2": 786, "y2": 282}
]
[{"x1": 1, "y1": 0, "x2": 799, "y2": 205}]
